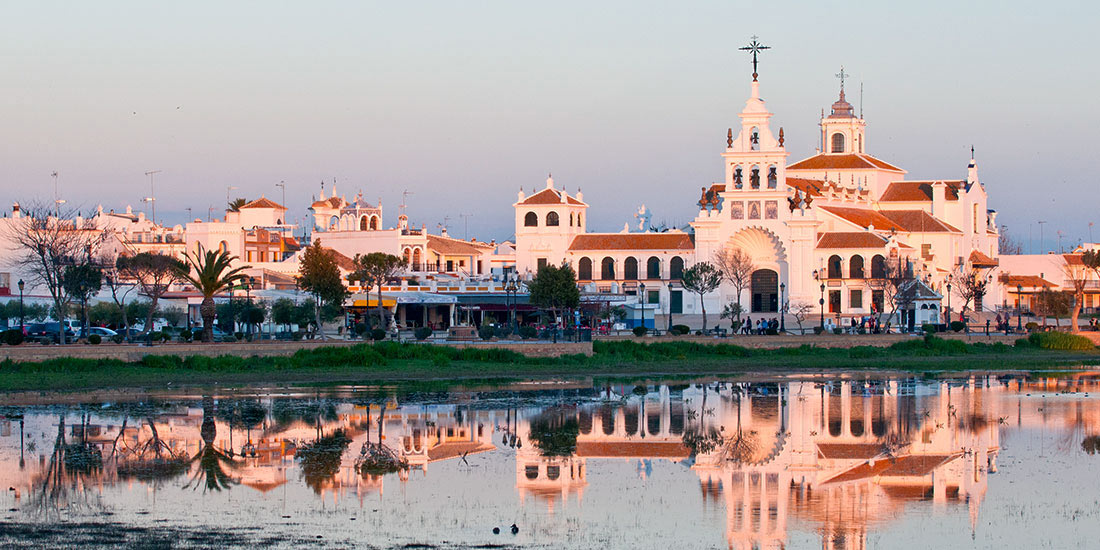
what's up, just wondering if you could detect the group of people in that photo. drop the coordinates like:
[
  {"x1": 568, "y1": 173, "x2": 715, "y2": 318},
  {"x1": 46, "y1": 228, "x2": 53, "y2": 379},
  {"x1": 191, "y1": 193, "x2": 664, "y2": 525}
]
[
  {"x1": 739, "y1": 316, "x2": 780, "y2": 335},
  {"x1": 822, "y1": 315, "x2": 883, "y2": 334}
]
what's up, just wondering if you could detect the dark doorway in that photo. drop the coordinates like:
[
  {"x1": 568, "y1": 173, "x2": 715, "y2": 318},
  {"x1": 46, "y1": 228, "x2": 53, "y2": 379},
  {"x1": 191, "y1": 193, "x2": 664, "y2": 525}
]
[
  {"x1": 751, "y1": 269, "x2": 778, "y2": 313},
  {"x1": 670, "y1": 290, "x2": 683, "y2": 314}
]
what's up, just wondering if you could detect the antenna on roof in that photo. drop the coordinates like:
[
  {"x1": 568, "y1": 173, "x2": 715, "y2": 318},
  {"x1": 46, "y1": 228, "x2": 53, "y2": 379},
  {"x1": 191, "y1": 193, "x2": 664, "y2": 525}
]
[
  {"x1": 859, "y1": 80, "x2": 864, "y2": 119},
  {"x1": 400, "y1": 189, "x2": 414, "y2": 216}
]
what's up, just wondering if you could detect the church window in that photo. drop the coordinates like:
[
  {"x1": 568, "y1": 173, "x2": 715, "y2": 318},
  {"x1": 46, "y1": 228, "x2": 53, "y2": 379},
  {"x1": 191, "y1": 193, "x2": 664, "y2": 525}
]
[
  {"x1": 360, "y1": 216, "x2": 369, "y2": 231},
  {"x1": 600, "y1": 257, "x2": 615, "y2": 280},
  {"x1": 670, "y1": 256, "x2": 684, "y2": 280},
  {"x1": 577, "y1": 214, "x2": 583, "y2": 227},
  {"x1": 767, "y1": 166, "x2": 777, "y2": 189},
  {"x1": 973, "y1": 204, "x2": 979, "y2": 233},
  {"x1": 828, "y1": 255, "x2": 843, "y2": 278},
  {"x1": 369, "y1": 216, "x2": 379, "y2": 230},
  {"x1": 750, "y1": 127, "x2": 760, "y2": 151},
  {"x1": 578, "y1": 257, "x2": 593, "y2": 280},
  {"x1": 624, "y1": 257, "x2": 638, "y2": 280},
  {"x1": 750, "y1": 167, "x2": 760, "y2": 189},
  {"x1": 328, "y1": 216, "x2": 338, "y2": 230},
  {"x1": 646, "y1": 256, "x2": 661, "y2": 279},
  {"x1": 569, "y1": 212, "x2": 574, "y2": 226},
  {"x1": 524, "y1": 211, "x2": 538, "y2": 227},
  {"x1": 748, "y1": 202, "x2": 760, "y2": 219},
  {"x1": 546, "y1": 211, "x2": 560, "y2": 226},
  {"x1": 849, "y1": 256, "x2": 865, "y2": 278},
  {"x1": 831, "y1": 132, "x2": 845, "y2": 153},
  {"x1": 731, "y1": 201, "x2": 744, "y2": 219},
  {"x1": 733, "y1": 167, "x2": 743, "y2": 189},
  {"x1": 764, "y1": 201, "x2": 778, "y2": 219}
]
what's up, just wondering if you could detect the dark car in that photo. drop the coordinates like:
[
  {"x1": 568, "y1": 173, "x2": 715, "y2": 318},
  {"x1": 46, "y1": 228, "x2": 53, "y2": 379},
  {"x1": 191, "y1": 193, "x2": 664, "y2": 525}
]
[{"x1": 25, "y1": 322, "x2": 76, "y2": 344}]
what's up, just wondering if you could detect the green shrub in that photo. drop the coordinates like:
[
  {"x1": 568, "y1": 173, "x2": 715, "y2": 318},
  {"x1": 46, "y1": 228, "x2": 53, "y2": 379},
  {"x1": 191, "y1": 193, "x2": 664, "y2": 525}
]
[
  {"x1": 848, "y1": 345, "x2": 881, "y2": 359},
  {"x1": 671, "y1": 324, "x2": 690, "y2": 336},
  {"x1": 921, "y1": 324, "x2": 937, "y2": 334},
  {"x1": 950, "y1": 321, "x2": 966, "y2": 332},
  {"x1": 414, "y1": 327, "x2": 433, "y2": 341},
  {"x1": 478, "y1": 325, "x2": 495, "y2": 341},
  {"x1": 1028, "y1": 331, "x2": 1095, "y2": 351},
  {"x1": 1014, "y1": 337, "x2": 1032, "y2": 348},
  {"x1": 519, "y1": 326, "x2": 537, "y2": 339},
  {"x1": 370, "y1": 328, "x2": 386, "y2": 341},
  {"x1": 431, "y1": 353, "x2": 450, "y2": 367},
  {"x1": 88, "y1": 334, "x2": 102, "y2": 345},
  {"x1": 161, "y1": 332, "x2": 172, "y2": 342},
  {"x1": 291, "y1": 331, "x2": 304, "y2": 341},
  {"x1": 494, "y1": 326, "x2": 512, "y2": 339},
  {"x1": 1025, "y1": 322, "x2": 1039, "y2": 332},
  {"x1": 354, "y1": 323, "x2": 368, "y2": 338},
  {"x1": 633, "y1": 326, "x2": 648, "y2": 337},
  {"x1": 110, "y1": 334, "x2": 125, "y2": 344},
  {"x1": 234, "y1": 332, "x2": 244, "y2": 341},
  {"x1": 149, "y1": 331, "x2": 163, "y2": 342},
  {"x1": 180, "y1": 329, "x2": 193, "y2": 342},
  {"x1": 1, "y1": 329, "x2": 24, "y2": 346},
  {"x1": 813, "y1": 326, "x2": 824, "y2": 335},
  {"x1": 832, "y1": 328, "x2": 843, "y2": 335}
]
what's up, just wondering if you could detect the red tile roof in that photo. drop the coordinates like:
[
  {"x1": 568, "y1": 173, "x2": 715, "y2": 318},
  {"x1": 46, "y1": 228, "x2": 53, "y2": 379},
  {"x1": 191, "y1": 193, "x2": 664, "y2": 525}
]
[
  {"x1": 575, "y1": 441, "x2": 690, "y2": 459},
  {"x1": 568, "y1": 233, "x2": 694, "y2": 251},
  {"x1": 880, "y1": 210, "x2": 961, "y2": 233},
  {"x1": 817, "y1": 443, "x2": 883, "y2": 460},
  {"x1": 310, "y1": 197, "x2": 343, "y2": 209},
  {"x1": 880, "y1": 181, "x2": 962, "y2": 202},
  {"x1": 427, "y1": 234, "x2": 494, "y2": 256},
  {"x1": 426, "y1": 441, "x2": 496, "y2": 462},
  {"x1": 816, "y1": 232, "x2": 889, "y2": 249},
  {"x1": 1003, "y1": 275, "x2": 1057, "y2": 288},
  {"x1": 820, "y1": 206, "x2": 905, "y2": 232},
  {"x1": 786, "y1": 177, "x2": 827, "y2": 197},
  {"x1": 323, "y1": 247, "x2": 356, "y2": 271},
  {"x1": 823, "y1": 454, "x2": 955, "y2": 484},
  {"x1": 518, "y1": 188, "x2": 585, "y2": 206},
  {"x1": 969, "y1": 250, "x2": 998, "y2": 267},
  {"x1": 241, "y1": 197, "x2": 286, "y2": 210},
  {"x1": 788, "y1": 153, "x2": 904, "y2": 172}
]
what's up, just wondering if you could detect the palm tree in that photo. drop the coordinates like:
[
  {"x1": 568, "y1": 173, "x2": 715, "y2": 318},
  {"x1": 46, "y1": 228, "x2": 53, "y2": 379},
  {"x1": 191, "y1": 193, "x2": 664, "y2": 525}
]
[
  {"x1": 176, "y1": 244, "x2": 249, "y2": 342},
  {"x1": 226, "y1": 198, "x2": 247, "y2": 212}
]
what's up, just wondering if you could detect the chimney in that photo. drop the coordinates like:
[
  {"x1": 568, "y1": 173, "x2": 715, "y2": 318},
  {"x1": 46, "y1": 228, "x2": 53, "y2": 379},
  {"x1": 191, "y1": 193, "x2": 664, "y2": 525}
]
[
  {"x1": 931, "y1": 181, "x2": 947, "y2": 217},
  {"x1": 11, "y1": 202, "x2": 20, "y2": 219}
]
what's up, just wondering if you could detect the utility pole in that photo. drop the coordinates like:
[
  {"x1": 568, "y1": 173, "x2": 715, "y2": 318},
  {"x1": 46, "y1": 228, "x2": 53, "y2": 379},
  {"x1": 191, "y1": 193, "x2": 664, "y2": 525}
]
[
  {"x1": 144, "y1": 170, "x2": 161, "y2": 225},
  {"x1": 275, "y1": 181, "x2": 286, "y2": 209},
  {"x1": 1038, "y1": 221, "x2": 1047, "y2": 254},
  {"x1": 459, "y1": 213, "x2": 472, "y2": 240}
]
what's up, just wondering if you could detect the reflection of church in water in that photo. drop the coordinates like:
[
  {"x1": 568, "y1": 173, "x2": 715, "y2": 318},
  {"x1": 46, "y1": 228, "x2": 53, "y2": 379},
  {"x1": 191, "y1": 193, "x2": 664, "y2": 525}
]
[{"x1": 510, "y1": 379, "x2": 1006, "y2": 550}]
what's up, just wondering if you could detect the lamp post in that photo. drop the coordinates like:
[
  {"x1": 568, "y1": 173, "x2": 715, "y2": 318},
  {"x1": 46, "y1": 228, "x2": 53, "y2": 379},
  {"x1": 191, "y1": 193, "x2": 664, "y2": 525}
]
[
  {"x1": 1016, "y1": 284, "x2": 1023, "y2": 332},
  {"x1": 18, "y1": 279, "x2": 25, "y2": 335},
  {"x1": 639, "y1": 282, "x2": 647, "y2": 333},
  {"x1": 813, "y1": 270, "x2": 825, "y2": 331},
  {"x1": 244, "y1": 278, "x2": 253, "y2": 338},
  {"x1": 946, "y1": 275, "x2": 953, "y2": 325},
  {"x1": 505, "y1": 273, "x2": 519, "y2": 335},
  {"x1": 779, "y1": 282, "x2": 786, "y2": 333}
]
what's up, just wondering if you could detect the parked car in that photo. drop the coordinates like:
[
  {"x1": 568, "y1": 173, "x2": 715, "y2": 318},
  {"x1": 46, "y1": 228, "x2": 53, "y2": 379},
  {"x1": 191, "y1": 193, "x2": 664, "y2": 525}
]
[
  {"x1": 86, "y1": 327, "x2": 118, "y2": 338},
  {"x1": 25, "y1": 322, "x2": 76, "y2": 344}
]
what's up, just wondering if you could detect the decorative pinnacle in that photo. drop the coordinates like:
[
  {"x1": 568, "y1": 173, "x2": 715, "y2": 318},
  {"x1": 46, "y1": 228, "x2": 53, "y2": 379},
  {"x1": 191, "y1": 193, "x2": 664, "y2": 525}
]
[
  {"x1": 738, "y1": 36, "x2": 770, "y2": 81},
  {"x1": 727, "y1": 128, "x2": 733, "y2": 148}
]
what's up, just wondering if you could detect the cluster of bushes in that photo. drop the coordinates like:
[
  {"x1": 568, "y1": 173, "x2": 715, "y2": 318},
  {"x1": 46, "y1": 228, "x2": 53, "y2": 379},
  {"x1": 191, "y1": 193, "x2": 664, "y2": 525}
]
[
  {"x1": 1, "y1": 329, "x2": 24, "y2": 346},
  {"x1": 1025, "y1": 331, "x2": 1095, "y2": 351},
  {"x1": 669, "y1": 325, "x2": 691, "y2": 336}
]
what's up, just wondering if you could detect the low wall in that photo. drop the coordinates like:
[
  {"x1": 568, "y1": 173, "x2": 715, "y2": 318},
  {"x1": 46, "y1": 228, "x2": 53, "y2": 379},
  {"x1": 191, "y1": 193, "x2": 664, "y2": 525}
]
[
  {"x1": 0, "y1": 339, "x2": 593, "y2": 362},
  {"x1": 601, "y1": 332, "x2": 1025, "y2": 349}
]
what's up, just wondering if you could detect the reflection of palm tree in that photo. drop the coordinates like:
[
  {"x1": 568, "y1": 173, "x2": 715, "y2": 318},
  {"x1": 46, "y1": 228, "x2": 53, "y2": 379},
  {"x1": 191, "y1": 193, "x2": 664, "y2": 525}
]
[{"x1": 186, "y1": 397, "x2": 239, "y2": 492}]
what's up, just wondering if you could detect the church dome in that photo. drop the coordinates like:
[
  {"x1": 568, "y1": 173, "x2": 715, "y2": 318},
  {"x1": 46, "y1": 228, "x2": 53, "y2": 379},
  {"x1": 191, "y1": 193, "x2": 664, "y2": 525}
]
[{"x1": 829, "y1": 90, "x2": 856, "y2": 118}]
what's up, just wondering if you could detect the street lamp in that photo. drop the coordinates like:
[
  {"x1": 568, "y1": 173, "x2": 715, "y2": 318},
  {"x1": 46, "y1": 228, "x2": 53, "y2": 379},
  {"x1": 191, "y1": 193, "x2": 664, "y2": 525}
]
[
  {"x1": 639, "y1": 282, "x2": 647, "y2": 333},
  {"x1": 813, "y1": 270, "x2": 825, "y2": 331},
  {"x1": 779, "y1": 282, "x2": 786, "y2": 333},
  {"x1": 946, "y1": 273, "x2": 953, "y2": 325},
  {"x1": 18, "y1": 279, "x2": 25, "y2": 335},
  {"x1": 505, "y1": 272, "x2": 519, "y2": 335},
  {"x1": 1016, "y1": 284, "x2": 1023, "y2": 332}
]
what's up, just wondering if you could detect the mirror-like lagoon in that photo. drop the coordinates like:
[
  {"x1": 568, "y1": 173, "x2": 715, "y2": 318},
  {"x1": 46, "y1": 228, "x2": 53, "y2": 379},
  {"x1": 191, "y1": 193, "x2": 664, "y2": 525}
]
[{"x1": 2, "y1": 374, "x2": 1099, "y2": 549}]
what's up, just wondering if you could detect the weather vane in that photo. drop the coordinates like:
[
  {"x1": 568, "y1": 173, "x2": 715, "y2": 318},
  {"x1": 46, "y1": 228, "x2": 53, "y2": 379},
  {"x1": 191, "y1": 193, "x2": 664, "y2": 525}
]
[
  {"x1": 836, "y1": 66, "x2": 849, "y2": 92},
  {"x1": 738, "y1": 36, "x2": 770, "y2": 81}
]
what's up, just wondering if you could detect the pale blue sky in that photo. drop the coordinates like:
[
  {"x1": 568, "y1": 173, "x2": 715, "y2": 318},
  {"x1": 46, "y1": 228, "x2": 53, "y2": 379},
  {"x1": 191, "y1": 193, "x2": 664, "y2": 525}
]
[{"x1": 2, "y1": 1, "x2": 1097, "y2": 251}]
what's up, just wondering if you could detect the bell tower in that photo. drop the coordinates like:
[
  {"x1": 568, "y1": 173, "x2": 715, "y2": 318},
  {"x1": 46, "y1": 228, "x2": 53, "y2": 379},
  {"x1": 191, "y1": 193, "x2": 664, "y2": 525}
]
[
  {"x1": 820, "y1": 67, "x2": 866, "y2": 154},
  {"x1": 721, "y1": 38, "x2": 788, "y2": 193}
]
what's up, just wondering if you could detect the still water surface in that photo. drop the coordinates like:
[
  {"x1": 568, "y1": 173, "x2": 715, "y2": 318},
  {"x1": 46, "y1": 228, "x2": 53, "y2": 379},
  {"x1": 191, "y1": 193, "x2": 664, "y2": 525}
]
[{"x1": 2, "y1": 374, "x2": 1099, "y2": 549}]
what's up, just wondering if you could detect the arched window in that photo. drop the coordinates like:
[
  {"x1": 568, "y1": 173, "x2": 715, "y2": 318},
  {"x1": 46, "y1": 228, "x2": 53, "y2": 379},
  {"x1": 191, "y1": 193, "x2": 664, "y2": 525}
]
[
  {"x1": 328, "y1": 216, "x2": 338, "y2": 229},
  {"x1": 369, "y1": 216, "x2": 379, "y2": 230},
  {"x1": 767, "y1": 166, "x2": 777, "y2": 189},
  {"x1": 524, "y1": 211, "x2": 538, "y2": 227},
  {"x1": 359, "y1": 216, "x2": 368, "y2": 231},
  {"x1": 733, "y1": 166, "x2": 743, "y2": 189},
  {"x1": 569, "y1": 212, "x2": 574, "y2": 226},
  {"x1": 624, "y1": 257, "x2": 638, "y2": 280},
  {"x1": 412, "y1": 248, "x2": 422, "y2": 271},
  {"x1": 601, "y1": 257, "x2": 615, "y2": 280},
  {"x1": 403, "y1": 248, "x2": 411, "y2": 264},
  {"x1": 546, "y1": 211, "x2": 560, "y2": 226},
  {"x1": 578, "y1": 257, "x2": 593, "y2": 280},
  {"x1": 831, "y1": 132, "x2": 845, "y2": 153},
  {"x1": 577, "y1": 214, "x2": 582, "y2": 227},
  {"x1": 750, "y1": 127, "x2": 760, "y2": 151},
  {"x1": 849, "y1": 256, "x2": 865, "y2": 279},
  {"x1": 750, "y1": 166, "x2": 760, "y2": 189},
  {"x1": 647, "y1": 256, "x2": 661, "y2": 279},
  {"x1": 670, "y1": 256, "x2": 685, "y2": 280},
  {"x1": 871, "y1": 255, "x2": 887, "y2": 278},
  {"x1": 828, "y1": 255, "x2": 843, "y2": 279}
]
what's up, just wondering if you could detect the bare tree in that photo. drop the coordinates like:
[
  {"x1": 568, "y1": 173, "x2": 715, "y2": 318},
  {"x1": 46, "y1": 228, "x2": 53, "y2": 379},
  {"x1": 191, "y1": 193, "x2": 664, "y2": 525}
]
[
  {"x1": 998, "y1": 225, "x2": 1024, "y2": 255},
  {"x1": 714, "y1": 246, "x2": 754, "y2": 324},
  {"x1": 101, "y1": 257, "x2": 136, "y2": 340},
  {"x1": 1, "y1": 203, "x2": 106, "y2": 343},
  {"x1": 789, "y1": 302, "x2": 814, "y2": 334},
  {"x1": 951, "y1": 265, "x2": 993, "y2": 316},
  {"x1": 1062, "y1": 255, "x2": 1093, "y2": 332},
  {"x1": 866, "y1": 253, "x2": 916, "y2": 331}
]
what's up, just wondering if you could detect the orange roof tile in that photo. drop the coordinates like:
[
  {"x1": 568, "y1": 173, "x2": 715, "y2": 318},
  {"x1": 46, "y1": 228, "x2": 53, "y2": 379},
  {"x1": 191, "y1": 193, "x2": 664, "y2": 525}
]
[
  {"x1": 427, "y1": 234, "x2": 493, "y2": 256},
  {"x1": 323, "y1": 247, "x2": 356, "y2": 271},
  {"x1": 426, "y1": 441, "x2": 496, "y2": 462},
  {"x1": 880, "y1": 181, "x2": 962, "y2": 202},
  {"x1": 820, "y1": 206, "x2": 905, "y2": 232},
  {"x1": 816, "y1": 232, "x2": 889, "y2": 249},
  {"x1": 568, "y1": 233, "x2": 694, "y2": 252},
  {"x1": 575, "y1": 441, "x2": 690, "y2": 459},
  {"x1": 786, "y1": 177, "x2": 826, "y2": 197},
  {"x1": 788, "y1": 153, "x2": 904, "y2": 172},
  {"x1": 310, "y1": 197, "x2": 343, "y2": 209},
  {"x1": 969, "y1": 250, "x2": 999, "y2": 267},
  {"x1": 1003, "y1": 275, "x2": 1057, "y2": 288},
  {"x1": 879, "y1": 210, "x2": 961, "y2": 233},
  {"x1": 817, "y1": 443, "x2": 883, "y2": 460},
  {"x1": 241, "y1": 197, "x2": 286, "y2": 210},
  {"x1": 518, "y1": 188, "x2": 586, "y2": 206}
]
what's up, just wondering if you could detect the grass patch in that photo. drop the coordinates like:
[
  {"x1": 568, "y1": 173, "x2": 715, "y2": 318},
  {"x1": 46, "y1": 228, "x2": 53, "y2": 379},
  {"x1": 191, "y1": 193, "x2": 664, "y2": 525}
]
[{"x1": 0, "y1": 336, "x2": 1097, "y2": 392}]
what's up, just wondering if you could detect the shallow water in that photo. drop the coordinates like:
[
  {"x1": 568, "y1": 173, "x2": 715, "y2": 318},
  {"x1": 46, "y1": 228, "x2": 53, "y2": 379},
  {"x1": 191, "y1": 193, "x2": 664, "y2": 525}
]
[{"x1": 2, "y1": 373, "x2": 1100, "y2": 549}]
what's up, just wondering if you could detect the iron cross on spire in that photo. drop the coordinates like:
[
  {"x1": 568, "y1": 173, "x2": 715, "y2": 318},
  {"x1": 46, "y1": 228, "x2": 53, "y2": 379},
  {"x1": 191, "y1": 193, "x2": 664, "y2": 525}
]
[
  {"x1": 836, "y1": 67, "x2": 849, "y2": 92},
  {"x1": 738, "y1": 36, "x2": 770, "y2": 81}
]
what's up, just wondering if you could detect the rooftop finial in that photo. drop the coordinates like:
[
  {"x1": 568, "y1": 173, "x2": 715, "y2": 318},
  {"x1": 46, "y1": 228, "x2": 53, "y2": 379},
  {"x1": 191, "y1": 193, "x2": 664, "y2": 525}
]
[
  {"x1": 836, "y1": 66, "x2": 849, "y2": 93},
  {"x1": 738, "y1": 36, "x2": 770, "y2": 82}
]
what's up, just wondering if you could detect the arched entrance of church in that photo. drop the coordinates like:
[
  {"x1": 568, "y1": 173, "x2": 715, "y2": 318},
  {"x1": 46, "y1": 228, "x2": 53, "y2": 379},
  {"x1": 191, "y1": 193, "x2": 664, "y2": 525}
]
[{"x1": 751, "y1": 269, "x2": 778, "y2": 313}]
